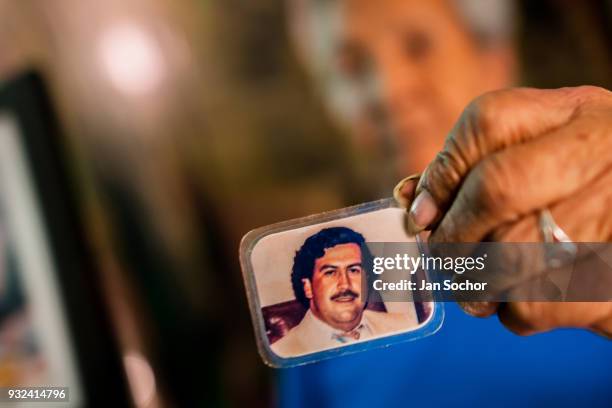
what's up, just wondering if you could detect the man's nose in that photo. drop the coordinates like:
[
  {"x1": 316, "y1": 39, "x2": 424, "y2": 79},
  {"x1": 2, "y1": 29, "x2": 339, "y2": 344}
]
[
  {"x1": 336, "y1": 269, "x2": 354, "y2": 290},
  {"x1": 376, "y1": 50, "x2": 425, "y2": 113}
]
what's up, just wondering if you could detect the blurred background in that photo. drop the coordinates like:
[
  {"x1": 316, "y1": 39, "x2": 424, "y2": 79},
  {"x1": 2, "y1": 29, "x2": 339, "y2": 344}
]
[{"x1": 0, "y1": 0, "x2": 611, "y2": 407}]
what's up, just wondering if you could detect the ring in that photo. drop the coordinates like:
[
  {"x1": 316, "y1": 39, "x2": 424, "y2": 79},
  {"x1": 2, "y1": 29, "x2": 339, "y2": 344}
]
[
  {"x1": 538, "y1": 209, "x2": 576, "y2": 269},
  {"x1": 538, "y1": 208, "x2": 572, "y2": 243}
]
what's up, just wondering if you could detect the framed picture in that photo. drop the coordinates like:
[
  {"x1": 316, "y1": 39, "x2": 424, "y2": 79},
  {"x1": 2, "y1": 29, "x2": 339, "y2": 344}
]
[
  {"x1": 241, "y1": 198, "x2": 444, "y2": 367},
  {"x1": 0, "y1": 72, "x2": 130, "y2": 405}
]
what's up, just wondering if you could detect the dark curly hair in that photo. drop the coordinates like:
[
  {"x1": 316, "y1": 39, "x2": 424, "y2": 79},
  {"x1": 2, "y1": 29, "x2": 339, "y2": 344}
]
[{"x1": 291, "y1": 226, "x2": 374, "y2": 308}]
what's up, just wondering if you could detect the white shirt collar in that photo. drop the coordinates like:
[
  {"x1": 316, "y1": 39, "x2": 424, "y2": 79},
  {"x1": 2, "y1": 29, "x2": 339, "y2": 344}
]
[{"x1": 300, "y1": 309, "x2": 373, "y2": 346}]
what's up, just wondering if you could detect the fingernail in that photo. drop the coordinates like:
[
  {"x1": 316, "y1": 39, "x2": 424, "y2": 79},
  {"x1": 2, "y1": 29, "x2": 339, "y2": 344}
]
[
  {"x1": 393, "y1": 174, "x2": 420, "y2": 208},
  {"x1": 408, "y1": 190, "x2": 439, "y2": 233}
]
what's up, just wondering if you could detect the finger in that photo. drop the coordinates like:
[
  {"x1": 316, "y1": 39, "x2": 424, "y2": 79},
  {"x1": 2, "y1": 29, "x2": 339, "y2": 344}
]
[
  {"x1": 430, "y1": 110, "x2": 612, "y2": 243},
  {"x1": 457, "y1": 171, "x2": 612, "y2": 317},
  {"x1": 457, "y1": 301, "x2": 500, "y2": 318},
  {"x1": 492, "y1": 186, "x2": 612, "y2": 308},
  {"x1": 408, "y1": 86, "x2": 607, "y2": 233},
  {"x1": 489, "y1": 168, "x2": 612, "y2": 243},
  {"x1": 498, "y1": 301, "x2": 612, "y2": 336}
]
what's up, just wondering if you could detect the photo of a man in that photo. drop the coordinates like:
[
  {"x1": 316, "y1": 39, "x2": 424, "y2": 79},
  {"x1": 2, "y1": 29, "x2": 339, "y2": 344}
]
[{"x1": 271, "y1": 226, "x2": 417, "y2": 357}]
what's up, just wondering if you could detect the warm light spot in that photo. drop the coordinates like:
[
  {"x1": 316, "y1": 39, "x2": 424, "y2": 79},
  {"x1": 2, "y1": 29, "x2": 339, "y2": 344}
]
[
  {"x1": 98, "y1": 23, "x2": 166, "y2": 95},
  {"x1": 124, "y1": 351, "x2": 156, "y2": 407}
]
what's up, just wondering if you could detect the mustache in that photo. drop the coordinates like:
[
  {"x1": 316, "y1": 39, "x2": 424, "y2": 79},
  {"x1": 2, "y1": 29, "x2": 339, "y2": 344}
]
[{"x1": 330, "y1": 290, "x2": 359, "y2": 301}]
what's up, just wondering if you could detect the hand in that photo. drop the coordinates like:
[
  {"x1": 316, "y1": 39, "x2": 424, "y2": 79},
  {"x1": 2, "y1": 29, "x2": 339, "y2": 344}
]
[{"x1": 394, "y1": 86, "x2": 612, "y2": 336}]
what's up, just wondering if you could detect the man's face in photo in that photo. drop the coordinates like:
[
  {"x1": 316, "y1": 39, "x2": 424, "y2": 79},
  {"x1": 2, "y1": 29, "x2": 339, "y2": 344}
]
[{"x1": 302, "y1": 243, "x2": 366, "y2": 331}]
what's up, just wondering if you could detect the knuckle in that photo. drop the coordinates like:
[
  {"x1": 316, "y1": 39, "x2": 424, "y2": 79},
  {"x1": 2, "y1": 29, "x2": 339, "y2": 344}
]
[
  {"x1": 469, "y1": 93, "x2": 500, "y2": 136},
  {"x1": 468, "y1": 89, "x2": 514, "y2": 136},
  {"x1": 458, "y1": 301, "x2": 498, "y2": 318},
  {"x1": 469, "y1": 156, "x2": 516, "y2": 215},
  {"x1": 566, "y1": 85, "x2": 612, "y2": 106},
  {"x1": 573, "y1": 85, "x2": 610, "y2": 98},
  {"x1": 501, "y1": 302, "x2": 550, "y2": 335},
  {"x1": 511, "y1": 302, "x2": 549, "y2": 331}
]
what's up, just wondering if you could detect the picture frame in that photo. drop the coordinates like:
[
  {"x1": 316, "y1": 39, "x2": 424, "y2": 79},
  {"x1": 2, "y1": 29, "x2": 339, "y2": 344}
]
[
  {"x1": 240, "y1": 198, "x2": 444, "y2": 368},
  {"x1": 0, "y1": 72, "x2": 131, "y2": 406}
]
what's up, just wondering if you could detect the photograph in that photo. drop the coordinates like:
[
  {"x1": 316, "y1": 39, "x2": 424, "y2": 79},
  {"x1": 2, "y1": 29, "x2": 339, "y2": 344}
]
[
  {"x1": 249, "y1": 206, "x2": 433, "y2": 358},
  {"x1": 1, "y1": 1, "x2": 612, "y2": 406}
]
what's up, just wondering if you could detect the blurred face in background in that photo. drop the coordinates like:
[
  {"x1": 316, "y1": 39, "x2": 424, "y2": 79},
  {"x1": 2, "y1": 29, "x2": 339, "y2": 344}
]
[{"x1": 291, "y1": 0, "x2": 515, "y2": 175}]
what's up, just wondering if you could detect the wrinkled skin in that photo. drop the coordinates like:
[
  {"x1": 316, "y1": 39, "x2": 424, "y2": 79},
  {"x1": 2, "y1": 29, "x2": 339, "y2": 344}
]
[{"x1": 395, "y1": 86, "x2": 612, "y2": 337}]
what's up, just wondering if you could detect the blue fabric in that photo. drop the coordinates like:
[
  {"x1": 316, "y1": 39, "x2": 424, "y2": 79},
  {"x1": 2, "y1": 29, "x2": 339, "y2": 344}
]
[{"x1": 279, "y1": 302, "x2": 612, "y2": 407}]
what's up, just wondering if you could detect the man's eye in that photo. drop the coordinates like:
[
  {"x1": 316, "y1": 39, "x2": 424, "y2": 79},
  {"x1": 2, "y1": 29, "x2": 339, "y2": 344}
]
[
  {"x1": 336, "y1": 43, "x2": 370, "y2": 80},
  {"x1": 349, "y1": 267, "x2": 362, "y2": 274},
  {"x1": 323, "y1": 269, "x2": 336, "y2": 276},
  {"x1": 403, "y1": 30, "x2": 432, "y2": 61}
]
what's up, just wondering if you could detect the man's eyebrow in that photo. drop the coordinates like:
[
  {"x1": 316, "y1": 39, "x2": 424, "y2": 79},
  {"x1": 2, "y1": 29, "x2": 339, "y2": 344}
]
[
  {"x1": 337, "y1": 39, "x2": 363, "y2": 54},
  {"x1": 319, "y1": 262, "x2": 363, "y2": 270}
]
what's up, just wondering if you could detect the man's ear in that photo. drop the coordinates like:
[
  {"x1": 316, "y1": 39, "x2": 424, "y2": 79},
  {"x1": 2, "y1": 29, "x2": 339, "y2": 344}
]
[{"x1": 302, "y1": 278, "x2": 313, "y2": 299}]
